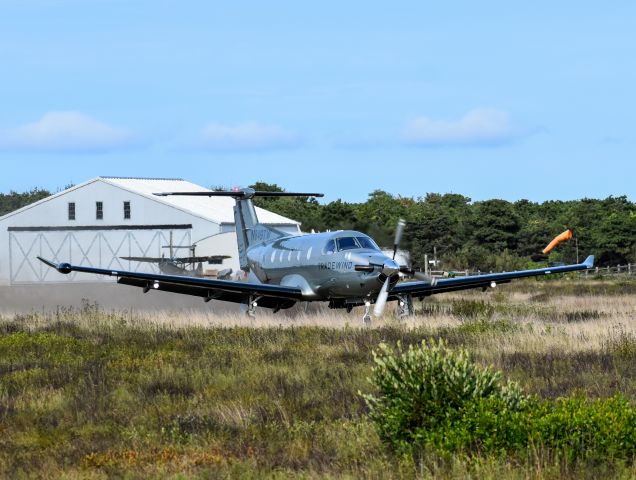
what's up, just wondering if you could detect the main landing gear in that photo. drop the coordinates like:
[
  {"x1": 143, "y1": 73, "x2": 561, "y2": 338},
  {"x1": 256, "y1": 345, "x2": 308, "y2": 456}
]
[
  {"x1": 396, "y1": 294, "x2": 414, "y2": 318},
  {"x1": 346, "y1": 297, "x2": 413, "y2": 324}
]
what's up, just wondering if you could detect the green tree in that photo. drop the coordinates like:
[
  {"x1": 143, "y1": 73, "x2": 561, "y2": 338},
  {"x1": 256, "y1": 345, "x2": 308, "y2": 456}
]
[
  {"x1": 249, "y1": 181, "x2": 324, "y2": 232},
  {"x1": 408, "y1": 193, "x2": 471, "y2": 270},
  {"x1": 469, "y1": 199, "x2": 520, "y2": 252},
  {"x1": 0, "y1": 188, "x2": 51, "y2": 217}
]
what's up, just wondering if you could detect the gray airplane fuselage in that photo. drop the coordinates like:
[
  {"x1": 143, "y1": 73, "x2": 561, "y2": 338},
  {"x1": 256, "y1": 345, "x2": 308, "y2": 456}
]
[{"x1": 245, "y1": 230, "x2": 400, "y2": 302}]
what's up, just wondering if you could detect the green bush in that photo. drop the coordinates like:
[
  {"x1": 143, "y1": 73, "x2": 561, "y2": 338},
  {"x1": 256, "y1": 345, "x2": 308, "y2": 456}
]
[
  {"x1": 361, "y1": 339, "x2": 527, "y2": 454},
  {"x1": 363, "y1": 340, "x2": 636, "y2": 465}
]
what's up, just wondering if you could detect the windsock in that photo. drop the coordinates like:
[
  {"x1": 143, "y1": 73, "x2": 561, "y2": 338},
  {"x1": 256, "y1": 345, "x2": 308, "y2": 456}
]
[{"x1": 542, "y1": 229, "x2": 573, "y2": 254}]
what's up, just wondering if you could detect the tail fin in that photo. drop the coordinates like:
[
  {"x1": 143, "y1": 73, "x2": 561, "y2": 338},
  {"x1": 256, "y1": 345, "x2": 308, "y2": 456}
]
[
  {"x1": 233, "y1": 195, "x2": 288, "y2": 270},
  {"x1": 155, "y1": 188, "x2": 323, "y2": 272}
]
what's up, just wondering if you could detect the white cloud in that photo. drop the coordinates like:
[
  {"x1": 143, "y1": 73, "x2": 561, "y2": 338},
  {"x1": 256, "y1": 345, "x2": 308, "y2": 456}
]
[
  {"x1": 401, "y1": 108, "x2": 521, "y2": 147},
  {"x1": 0, "y1": 112, "x2": 134, "y2": 153},
  {"x1": 198, "y1": 122, "x2": 302, "y2": 151}
]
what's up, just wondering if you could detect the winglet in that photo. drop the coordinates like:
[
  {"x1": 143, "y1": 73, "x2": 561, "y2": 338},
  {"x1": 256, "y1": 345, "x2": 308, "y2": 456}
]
[
  {"x1": 37, "y1": 256, "x2": 58, "y2": 269},
  {"x1": 37, "y1": 256, "x2": 72, "y2": 274},
  {"x1": 583, "y1": 255, "x2": 595, "y2": 268}
]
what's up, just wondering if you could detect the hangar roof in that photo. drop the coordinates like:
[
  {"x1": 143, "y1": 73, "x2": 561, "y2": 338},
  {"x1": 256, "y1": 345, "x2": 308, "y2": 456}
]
[
  {"x1": 101, "y1": 177, "x2": 300, "y2": 225},
  {"x1": 0, "y1": 177, "x2": 300, "y2": 226}
]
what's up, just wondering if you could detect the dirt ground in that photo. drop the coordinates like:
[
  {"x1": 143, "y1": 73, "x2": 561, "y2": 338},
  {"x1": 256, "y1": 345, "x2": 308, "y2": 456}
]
[{"x1": 0, "y1": 283, "x2": 238, "y2": 315}]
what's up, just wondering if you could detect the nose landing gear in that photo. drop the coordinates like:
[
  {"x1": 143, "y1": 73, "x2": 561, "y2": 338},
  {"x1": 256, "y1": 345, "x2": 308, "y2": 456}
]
[
  {"x1": 240, "y1": 294, "x2": 262, "y2": 318},
  {"x1": 363, "y1": 300, "x2": 372, "y2": 325}
]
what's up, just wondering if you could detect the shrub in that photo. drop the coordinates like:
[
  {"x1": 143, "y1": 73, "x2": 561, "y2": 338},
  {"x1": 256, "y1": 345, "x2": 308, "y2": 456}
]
[
  {"x1": 363, "y1": 340, "x2": 636, "y2": 466},
  {"x1": 361, "y1": 339, "x2": 527, "y2": 454}
]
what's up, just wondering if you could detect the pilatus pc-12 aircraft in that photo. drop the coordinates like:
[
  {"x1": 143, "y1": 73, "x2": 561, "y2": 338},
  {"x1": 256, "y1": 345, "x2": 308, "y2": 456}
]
[
  {"x1": 120, "y1": 232, "x2": 231, "y2": 278},
  {"x1": 38, "y1": 188, "x2": 595, "y2": 322}
]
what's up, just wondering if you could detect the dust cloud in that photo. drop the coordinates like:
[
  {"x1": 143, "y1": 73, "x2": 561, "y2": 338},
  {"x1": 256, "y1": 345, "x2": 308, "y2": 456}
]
[{"x1": 0, "y1": 283, "x2": 238, "y2": 316}]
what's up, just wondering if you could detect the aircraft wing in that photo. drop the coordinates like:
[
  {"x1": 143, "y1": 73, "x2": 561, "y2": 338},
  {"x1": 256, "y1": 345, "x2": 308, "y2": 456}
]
[
  {"x1": 120, "y1": 256, "x2": 165, "y2": 263},
  {"x1": 179, "y1": 255, "x2": 231, "y2": 264},
  {"x1": 37, "y1": 257, "x2": 303, "y2": 310},
  {"x1": 391, "y1": 255, "x2": 595, "y2": 298}
]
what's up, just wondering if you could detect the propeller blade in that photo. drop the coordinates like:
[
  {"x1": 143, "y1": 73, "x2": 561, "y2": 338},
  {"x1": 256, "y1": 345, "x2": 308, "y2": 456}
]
[
  {"x1": 413, "y1": 271, "x2": 437, "y2": 285},
  {"x1": 393, "y1": 219, "x2": 406, "y2": 260},
  {"x1": 373, "y1": 278, "x2": 391, "y2": 317}
]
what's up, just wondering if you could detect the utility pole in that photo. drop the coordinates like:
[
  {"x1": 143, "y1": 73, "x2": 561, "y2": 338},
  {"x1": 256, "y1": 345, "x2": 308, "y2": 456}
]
[{"x1": 424, "y1": 254, "x2": 429, "y2": 276}]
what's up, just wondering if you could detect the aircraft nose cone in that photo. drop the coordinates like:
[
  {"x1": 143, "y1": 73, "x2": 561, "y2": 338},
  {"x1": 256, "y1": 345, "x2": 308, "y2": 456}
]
[{"x1": 381, "y1": 258, "x2": 400, "y2": 276}]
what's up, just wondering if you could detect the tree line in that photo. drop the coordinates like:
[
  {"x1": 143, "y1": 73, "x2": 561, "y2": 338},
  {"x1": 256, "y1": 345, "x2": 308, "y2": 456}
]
[
  {"x1": 0, "y1": 188, "x2": 51, "y2": 218},
  {"x1": 249, "y1": 182, "x2": 636, "y2": 270},
  {"x1": 2, "y1": 184, "x2": 635, "y2": 270}
]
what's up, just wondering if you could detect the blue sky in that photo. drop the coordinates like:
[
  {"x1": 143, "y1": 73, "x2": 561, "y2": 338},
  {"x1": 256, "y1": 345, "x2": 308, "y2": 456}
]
[{"x1": 0, "y1": 1, "x2": 634, "y2": 203}]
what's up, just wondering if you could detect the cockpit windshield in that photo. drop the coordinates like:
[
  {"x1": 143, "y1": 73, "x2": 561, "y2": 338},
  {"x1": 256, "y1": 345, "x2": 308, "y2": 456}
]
[
  {"x1": 336, "y1": 237, "x2": 359, "y2": 251},
  {"x1": 356, "y1": 236, "x2": 380, "y2": 251},
  {"x1": 332, "y1": 236, "x2": 381, "y2": 252}
]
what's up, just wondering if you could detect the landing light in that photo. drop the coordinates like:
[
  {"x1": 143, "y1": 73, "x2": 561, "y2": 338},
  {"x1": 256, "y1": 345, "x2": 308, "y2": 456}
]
[
  {"x1": 490, "y1": 281, "x2": 497, "y2": 288},
  {"x1": 153, "y1": 281, "x2": 160, "y2": 289}
]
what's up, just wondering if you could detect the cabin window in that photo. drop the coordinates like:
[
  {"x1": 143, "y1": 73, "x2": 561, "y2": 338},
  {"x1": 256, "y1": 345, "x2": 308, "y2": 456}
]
[
  {"x1": 356, "y1": 236, "x2": 380, "y2": 251},
  {"x1": 123, "y1": 201, "x2": 131, "y2": 219},
  {"x1": 96, "y1": 201, "x2": 103, "y2": 220},
  {"x1": 68, "y1": 202, "x2": 76, "y2": 221},
  {"x1": 336, "y1": 237, "x2": 359, "y2": 251},
  {"x1": 323, "y1": 239, "x2": 336, "y2": 255}
]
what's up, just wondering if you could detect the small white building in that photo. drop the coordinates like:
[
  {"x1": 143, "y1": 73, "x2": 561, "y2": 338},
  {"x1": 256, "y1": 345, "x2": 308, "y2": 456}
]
[{"x1": 0, "y1": 177, "x2": 300, "y2": 285}]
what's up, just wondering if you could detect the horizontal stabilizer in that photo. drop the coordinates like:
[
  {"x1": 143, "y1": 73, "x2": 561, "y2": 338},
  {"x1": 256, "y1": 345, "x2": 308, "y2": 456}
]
[{"x1": 154, "y1": 189, "x2": 323, "y2": 199}]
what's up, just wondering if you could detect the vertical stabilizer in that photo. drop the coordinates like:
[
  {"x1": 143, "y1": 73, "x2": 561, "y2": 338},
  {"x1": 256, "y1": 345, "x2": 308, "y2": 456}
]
[{"x1": 233, "y1": 192, "x2": 288, "y2": 271}]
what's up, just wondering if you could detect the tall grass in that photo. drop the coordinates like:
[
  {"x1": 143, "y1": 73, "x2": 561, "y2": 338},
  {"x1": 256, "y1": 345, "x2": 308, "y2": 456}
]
[{"x1": 1, "y1": 278, "x2": 636, "y2": 477}]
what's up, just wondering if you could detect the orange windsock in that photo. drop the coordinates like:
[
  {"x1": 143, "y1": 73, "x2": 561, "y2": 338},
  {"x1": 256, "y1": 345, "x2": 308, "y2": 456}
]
[{"x1": 542, "y1": 229, "x2": 573, "y2": 254}]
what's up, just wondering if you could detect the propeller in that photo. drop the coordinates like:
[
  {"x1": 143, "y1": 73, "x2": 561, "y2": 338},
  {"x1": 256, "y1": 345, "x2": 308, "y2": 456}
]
[
  {"x1": 392, "y1": 218, "x2": 436, "y2": 284},
  {"x1": 413, "y1": 271, "x2": 436, "y2": 283},
  {"x1": 372, "y1": 218, "x2": 437, "y2": 317},
  {"x1": 393, "y1": 219, "x2": 406, "y2": 260},
  {"x1": 373, "y1": 278, "x2": 391, "y2": 317},
  {"x1": 371, "y1": 218, "x2": 406, "y2": 317}
]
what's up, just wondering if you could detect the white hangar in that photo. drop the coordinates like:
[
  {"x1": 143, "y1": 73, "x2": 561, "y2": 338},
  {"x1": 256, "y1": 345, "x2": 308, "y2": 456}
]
[{"x1": 0, "y1": 177, "x2": 301, "y2": 285}]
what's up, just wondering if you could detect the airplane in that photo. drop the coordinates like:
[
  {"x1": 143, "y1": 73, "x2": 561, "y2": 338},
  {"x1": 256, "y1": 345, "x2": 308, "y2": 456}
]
[
  {"x1": 120, "y1": 232, "x2": 231, "y2": 278},
  {"x1": 120, "y1": 254, "x2": 232, "y2": 278},
  {"x1": 38, "y1": 188, "x2": 595, "y2": 323}
]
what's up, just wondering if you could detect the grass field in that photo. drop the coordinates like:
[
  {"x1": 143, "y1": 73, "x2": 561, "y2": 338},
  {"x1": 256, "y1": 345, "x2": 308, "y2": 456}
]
[{"x1": 2, "y1": 277, "x2": 636, "y2": 478}]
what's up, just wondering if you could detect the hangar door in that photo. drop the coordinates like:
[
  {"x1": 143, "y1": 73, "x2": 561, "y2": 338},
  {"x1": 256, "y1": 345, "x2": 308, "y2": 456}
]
[{"x1": 7, "y1": 224, "x2": 192, "y2": 284}]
